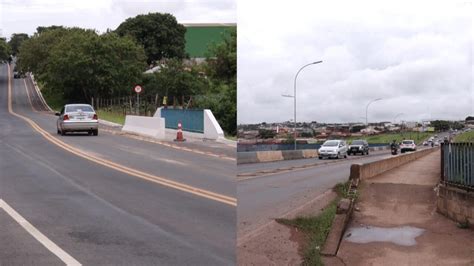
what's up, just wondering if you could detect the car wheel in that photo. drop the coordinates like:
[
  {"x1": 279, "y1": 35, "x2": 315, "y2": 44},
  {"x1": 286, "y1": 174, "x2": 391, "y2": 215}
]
[
  {"x1": 344, "y1": 153, "x2": 347, "y2": 159},
  {"x1": 57, "y1": 128, "x2": 61, "y2": 135},
  {"x1": 318, "y1": 156, "x2": 322, "y2": 160},
  {"x1": 93, "y1": 129, "x2": 98, "y2": 136},
  {"x1": 366, "y1": 150, "x2": 369, "y2": 155},
  {"x1": 60, "y1": 129, "x2": 66, "y2": 136}
]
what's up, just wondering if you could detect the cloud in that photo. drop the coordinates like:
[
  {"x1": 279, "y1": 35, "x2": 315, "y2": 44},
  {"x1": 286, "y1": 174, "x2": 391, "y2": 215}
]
[
  {"x1": 0, "y1": 0, "x2": 235, "y2": 38},
  {"x1": 238, "y1": 0, "x2": 473, "y2": 124}
]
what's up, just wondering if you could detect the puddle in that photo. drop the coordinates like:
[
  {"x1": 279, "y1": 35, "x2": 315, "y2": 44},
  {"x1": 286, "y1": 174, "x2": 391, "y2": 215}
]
[{"x1": 344, "y1": 225, "x2": 425, "y2": 246}]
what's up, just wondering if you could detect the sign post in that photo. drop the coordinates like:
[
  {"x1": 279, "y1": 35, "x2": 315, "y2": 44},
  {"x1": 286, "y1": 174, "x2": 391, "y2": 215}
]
[{"x1": 134, "y1": 85, "x2": 143, "y2": 115}]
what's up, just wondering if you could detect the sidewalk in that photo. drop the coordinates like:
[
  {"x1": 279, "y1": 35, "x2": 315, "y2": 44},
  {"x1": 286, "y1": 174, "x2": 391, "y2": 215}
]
[{"x1": 326, "y1": 151, "x2": 474, "y2": 265}]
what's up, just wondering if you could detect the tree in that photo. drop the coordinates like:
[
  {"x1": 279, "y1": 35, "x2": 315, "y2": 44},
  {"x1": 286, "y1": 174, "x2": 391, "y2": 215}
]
[
  {"x1": 258, "y1": 129, "x2": 277, "y2": 139},
  {"x1": 18, "y1": 27, "x2": 146, "y2": 103},
  {"x1": 17, "y1": 27, "x2": 73, "y2": 74},
  {"x1": 0, "y1": 38, "x2": 10, "y2": 61},
  {"x1": 8, "y1": 33, "x2": 29, "y2": 55},
  {"x1": 36, "y1": 25, "x2": 65, "y2": 34},
  {"x1": 194, "y1": 28, "x2": 237, "y2": 135},
  {"x1": 205, "y1": 28, "x2": 236, "y2": 83},
  {"x1": 142, "y1": 59, "x2": 207, "y2": 100},
  {"x1": 115, "y1": 13, "x2": 186, "y2": 64},
  {"x1": 45, "y1": 30, "x2": 146, "y2": 102}
]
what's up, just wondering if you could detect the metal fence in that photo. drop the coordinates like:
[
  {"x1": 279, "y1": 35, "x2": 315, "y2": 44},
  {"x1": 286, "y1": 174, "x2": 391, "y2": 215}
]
[
  {"x1": 441, "y1": 143, "x2": 474, "y2": 190},
  {"x1": 91, "y1": 95, "x2": 196, "y2": 116}
]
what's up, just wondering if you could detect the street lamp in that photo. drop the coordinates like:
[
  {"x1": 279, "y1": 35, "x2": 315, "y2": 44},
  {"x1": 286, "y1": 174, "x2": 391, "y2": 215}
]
[
  {"x1": 282, "y1": 60, "x2": 323, "y2": 150},
  {"x1": 365, "y1": 98, "x2": 383, "y2": 126}
]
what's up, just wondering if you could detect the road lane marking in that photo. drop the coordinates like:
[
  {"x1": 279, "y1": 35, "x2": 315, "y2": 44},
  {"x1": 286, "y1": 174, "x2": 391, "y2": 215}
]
[
  {"x1": 0, "y1": 199, "x2": 82, "y2": 266},
  {"x1": 6, "y1": 65, "x2": 236, "y2": 206},
  {"x1": 23, "y1": 77, "x2": 235, "y2": 162},
  {"x1": 100, "y1": 127, "x2": 236, "y2": 161},
  {"x1": 23, "y1": 78, "x2": 38, "y2": 113}
]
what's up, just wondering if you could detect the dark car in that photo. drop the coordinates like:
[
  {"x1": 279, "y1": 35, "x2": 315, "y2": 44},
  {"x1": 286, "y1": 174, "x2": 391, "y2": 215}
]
[
  {"x1": 13, "y1": 71, "x2": 21, "y2": 79},
  {"x1": 348, "y1": 139, "x2": 369, "y2": 155}
]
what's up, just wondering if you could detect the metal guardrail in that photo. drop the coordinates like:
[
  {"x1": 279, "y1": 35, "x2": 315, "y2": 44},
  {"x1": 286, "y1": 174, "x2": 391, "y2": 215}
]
[{"x1": 441, "y1": 142, "x2": 474, "y2": 190}]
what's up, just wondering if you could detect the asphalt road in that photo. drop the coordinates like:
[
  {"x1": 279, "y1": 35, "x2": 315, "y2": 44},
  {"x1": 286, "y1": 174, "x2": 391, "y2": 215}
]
[
  {"x1": 237, "y1": 144, "x2": 438, "y2": 243},
  {"x1": 0, "y1": 63, "x2": 236, "y2": 265}
]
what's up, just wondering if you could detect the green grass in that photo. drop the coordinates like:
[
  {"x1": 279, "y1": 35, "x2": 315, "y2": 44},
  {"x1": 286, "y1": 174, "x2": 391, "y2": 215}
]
[
  {"x1": 225, "y1": 135, "x2": 237, "y2": 141},
  {"x1": 38, "y1": 82, "x2": 65, "y2": 112},
  {"x1": 276, "y1": 201, "x2": 337, "y2": 266},
  {"x1": 275, "y1": 181, "x2": 359, "y2": 265},
  {"x1": 453, "y1": 130, "x2": 474, "y2": 143},
  {"x1": 345, "y1": 132, "x2": 432, "y2": 145},
  {"x1": 96, "y1": 109, "x2": 126, "y2": 125}
]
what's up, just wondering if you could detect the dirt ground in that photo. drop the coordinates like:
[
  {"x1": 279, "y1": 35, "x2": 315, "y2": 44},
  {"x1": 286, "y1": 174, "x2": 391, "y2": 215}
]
[
  {"x1": 329, "y1": 151, "x2": 474, "y2": 266},
  {"x1": 237, "y1": 190, "x2": 336, "y2": 265}
]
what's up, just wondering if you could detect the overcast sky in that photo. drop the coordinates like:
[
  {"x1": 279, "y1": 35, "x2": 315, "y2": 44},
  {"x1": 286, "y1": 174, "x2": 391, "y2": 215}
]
[
  {"x1": 0, "y1": 0, "x2": 235, "y2": 38},
  {"x1": 238, "y1": 0, "x2": 473, "y2": 124}
]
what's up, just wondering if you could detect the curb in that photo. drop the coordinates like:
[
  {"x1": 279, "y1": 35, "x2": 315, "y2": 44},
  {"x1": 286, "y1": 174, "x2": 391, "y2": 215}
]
[
  {"x1": 28, "y1": 73, "x2": 54, "y2": 112},
  {"x1": 99, "y1": 119, "x2": 123, "y2": 128}
]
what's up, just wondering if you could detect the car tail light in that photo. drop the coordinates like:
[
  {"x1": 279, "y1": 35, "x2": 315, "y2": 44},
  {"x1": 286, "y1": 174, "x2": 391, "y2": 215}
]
[
  {"x1": 63, "y1": 114, "x2": 69, "y2": 121},
  {"x1": 93, "y1": 114, "x2": 98, "y2": 120}
]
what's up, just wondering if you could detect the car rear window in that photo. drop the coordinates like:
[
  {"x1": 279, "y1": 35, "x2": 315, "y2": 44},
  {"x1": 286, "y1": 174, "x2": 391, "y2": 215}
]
[
  {"x1": 402, "y1": 141, "x2": 414, "y2": 144},
  {"x1": 66, "y1": 105, "x2": 94, "y2": 112}
]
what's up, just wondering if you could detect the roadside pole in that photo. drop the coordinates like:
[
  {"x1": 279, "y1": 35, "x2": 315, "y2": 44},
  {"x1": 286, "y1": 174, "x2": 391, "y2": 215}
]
[{"x1": 134, "y1": 85, "x2": 143, "y2": 115}]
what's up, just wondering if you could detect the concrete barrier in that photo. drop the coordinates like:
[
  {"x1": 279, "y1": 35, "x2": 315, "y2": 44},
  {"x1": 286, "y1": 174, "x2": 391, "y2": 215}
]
[
  {"x1": 350, "y1": 148, "x2": 437, "y2": 180},
  {"x1": 122, "y1": 115, "x2": 165, "y2": 139},
  {"x1": 237, "y1": 149, "x2": 318, "y2": 164}
]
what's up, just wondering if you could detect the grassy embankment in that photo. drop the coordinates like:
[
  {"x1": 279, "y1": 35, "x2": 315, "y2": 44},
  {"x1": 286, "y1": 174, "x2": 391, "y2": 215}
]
[
  {"x1": 276, "y1": 182, "x2": 354, "y2": 265},
  {"x1": 40, "y1": 83, "x2": 126, "y2": 125},
  {"x1": 453, "y1": 130, "x2": 474, "y2": 142}
]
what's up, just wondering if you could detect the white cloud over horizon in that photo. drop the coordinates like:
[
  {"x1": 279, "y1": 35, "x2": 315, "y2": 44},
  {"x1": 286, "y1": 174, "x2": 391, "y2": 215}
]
[
  {"x1": 238, "y1": 0, "x2": 473, "y2": 124},
  {"x1": 0, "y1": 0, "x2": 236, "y2": 38}
]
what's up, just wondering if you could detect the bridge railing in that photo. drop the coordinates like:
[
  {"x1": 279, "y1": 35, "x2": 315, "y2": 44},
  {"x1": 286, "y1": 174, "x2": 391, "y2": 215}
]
[{"x1": 441, "y1": 142, "x2": 474, "y2": 190}]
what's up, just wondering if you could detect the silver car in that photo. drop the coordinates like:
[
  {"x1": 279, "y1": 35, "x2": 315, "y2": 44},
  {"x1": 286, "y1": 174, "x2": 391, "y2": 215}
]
[
  {"x1": 318, "y1": 140, "x2": 348, "y2": 159},
  {"x1": 56, "y1": 104, "x2": 99, "y2": 136}
]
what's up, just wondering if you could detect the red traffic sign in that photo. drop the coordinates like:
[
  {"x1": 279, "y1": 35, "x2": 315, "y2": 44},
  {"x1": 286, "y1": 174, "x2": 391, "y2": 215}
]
[{"x1": 134, "y1": 85, "x2": 143, "y2": 94}]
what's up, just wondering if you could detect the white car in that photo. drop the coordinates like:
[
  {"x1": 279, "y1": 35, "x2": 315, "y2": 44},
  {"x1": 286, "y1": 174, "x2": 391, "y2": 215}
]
[
  {"x1": 318, "y1": 140, "x2": 348, "y2": 159},
  {"x1": 400, "y1": 140, "x2": 417, "y2": 153},
  {"x1": 56, "y1": 104, "x2": 99, "y2": 136}
]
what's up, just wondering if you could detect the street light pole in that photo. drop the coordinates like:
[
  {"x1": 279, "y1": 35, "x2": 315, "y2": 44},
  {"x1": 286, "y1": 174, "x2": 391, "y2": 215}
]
[
  {"x1": 290, "y1": 60, "x2": 323, "y2": 150},
  {"x1": 365, "y1": 98, "x2": 383, "y2": 126}
]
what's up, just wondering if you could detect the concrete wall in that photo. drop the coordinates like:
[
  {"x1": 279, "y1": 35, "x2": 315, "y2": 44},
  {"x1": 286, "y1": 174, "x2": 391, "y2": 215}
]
[
  {"x1": 122, "y1": 115, "x2": 165, "y2": 139},
  {"x1": 237, "y1": 150, "x2": 318, "y2": 164},
  {"x1": 437, "y1": 184, "x2": 474, "y2": 225},
  {"x1": 350, "y1": 148, "x2": 437, "y2": 180},
  {"x1": 204, "y1": 109, "x2": 225, "y2": 139}
]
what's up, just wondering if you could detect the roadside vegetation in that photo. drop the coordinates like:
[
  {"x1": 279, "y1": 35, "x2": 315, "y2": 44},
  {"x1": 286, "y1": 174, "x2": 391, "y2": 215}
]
[
  {"x1": 13, "y1": 12, "x2": 236, "y2": 136},
  {"x1": 276, "y1": 181, "x2": 354, "y2": 265},
  {"x1": 453, "y1": 130, "x2": 474, "y2": 143},
  {"x1": 276, "y1": 202, "x2": 337, "y2": 266},
  {"x1": 0, "y1": 38, "x2": 10, "y2": 61}
]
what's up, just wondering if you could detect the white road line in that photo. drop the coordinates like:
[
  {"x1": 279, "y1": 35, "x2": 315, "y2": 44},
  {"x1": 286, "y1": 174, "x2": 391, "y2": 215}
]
[{"x1": 0, "y1": 199, "x2": 81, "y2": 266}]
